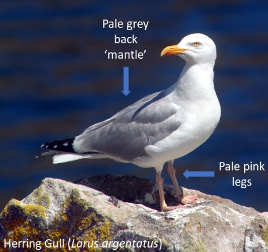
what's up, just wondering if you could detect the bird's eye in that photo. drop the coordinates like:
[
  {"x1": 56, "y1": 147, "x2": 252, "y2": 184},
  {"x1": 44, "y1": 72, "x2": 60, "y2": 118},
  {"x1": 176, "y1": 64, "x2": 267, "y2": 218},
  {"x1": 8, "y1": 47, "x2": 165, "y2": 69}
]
[{"x1": 192, "y1": 42, "x2": 201, "y2": 47}]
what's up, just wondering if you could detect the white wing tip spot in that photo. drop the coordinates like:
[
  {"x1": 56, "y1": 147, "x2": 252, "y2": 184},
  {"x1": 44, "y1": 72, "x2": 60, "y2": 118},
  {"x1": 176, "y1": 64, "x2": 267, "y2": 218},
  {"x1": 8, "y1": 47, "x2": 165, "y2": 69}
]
[
  {"x1": 63, "y1": 142, "x2": 68, "y2": 146},
  {"x1": 53, "y1": 145, "x2": 57, "y2": 148}
]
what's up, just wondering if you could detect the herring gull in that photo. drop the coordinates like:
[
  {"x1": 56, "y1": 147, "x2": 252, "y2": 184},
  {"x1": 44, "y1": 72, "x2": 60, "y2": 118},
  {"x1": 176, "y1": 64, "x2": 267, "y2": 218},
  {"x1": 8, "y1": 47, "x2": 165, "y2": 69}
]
[{"x1": 37, "y1": 33, "x2": 221, "y2": 211}]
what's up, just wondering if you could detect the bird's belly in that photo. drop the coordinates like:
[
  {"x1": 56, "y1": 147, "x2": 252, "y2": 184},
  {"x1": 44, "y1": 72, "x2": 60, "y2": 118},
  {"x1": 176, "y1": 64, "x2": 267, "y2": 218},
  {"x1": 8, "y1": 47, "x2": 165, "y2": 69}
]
[{"x1": 134, "y1": 100, "x2": 221, "y2": 168}]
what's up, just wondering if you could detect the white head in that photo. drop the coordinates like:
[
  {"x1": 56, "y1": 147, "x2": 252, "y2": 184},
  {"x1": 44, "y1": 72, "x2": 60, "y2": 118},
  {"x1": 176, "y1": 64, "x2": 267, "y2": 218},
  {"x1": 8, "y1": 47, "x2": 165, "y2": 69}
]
[{"x1": 161, "y1": 33, "x2": 216, "y2": 65}]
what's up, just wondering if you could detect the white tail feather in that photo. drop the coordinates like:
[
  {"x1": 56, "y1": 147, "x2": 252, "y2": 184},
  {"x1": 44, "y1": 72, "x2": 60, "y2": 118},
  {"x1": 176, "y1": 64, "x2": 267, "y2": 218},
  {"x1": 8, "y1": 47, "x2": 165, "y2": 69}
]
[
  {"x1": 53, "y1": 154, "x2": 92, "y2": 164},
  {"x1": 52, "y1": 153, "x2": 107, "y2": 164}
]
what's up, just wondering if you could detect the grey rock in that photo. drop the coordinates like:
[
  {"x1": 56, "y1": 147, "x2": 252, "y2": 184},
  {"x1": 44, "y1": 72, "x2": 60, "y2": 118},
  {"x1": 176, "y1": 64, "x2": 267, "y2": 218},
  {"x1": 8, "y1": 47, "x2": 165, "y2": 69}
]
[{"x1": 0, "y1": 174, "x2": 267, "y2": 252}]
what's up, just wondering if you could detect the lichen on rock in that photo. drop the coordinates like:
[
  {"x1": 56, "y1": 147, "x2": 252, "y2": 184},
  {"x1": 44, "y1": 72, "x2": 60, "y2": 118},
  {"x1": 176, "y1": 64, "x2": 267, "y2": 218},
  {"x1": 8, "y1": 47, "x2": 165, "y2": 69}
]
[{"x1": 262, "y1": 225, "x2": 268, "y2": 247}]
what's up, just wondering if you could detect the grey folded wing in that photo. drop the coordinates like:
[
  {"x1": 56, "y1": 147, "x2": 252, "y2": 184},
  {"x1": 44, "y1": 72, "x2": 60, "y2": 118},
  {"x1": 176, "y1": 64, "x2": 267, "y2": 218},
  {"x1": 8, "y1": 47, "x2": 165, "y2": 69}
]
[{"x1": 73, "y1": 91, "x2": 183, "y2": 161}]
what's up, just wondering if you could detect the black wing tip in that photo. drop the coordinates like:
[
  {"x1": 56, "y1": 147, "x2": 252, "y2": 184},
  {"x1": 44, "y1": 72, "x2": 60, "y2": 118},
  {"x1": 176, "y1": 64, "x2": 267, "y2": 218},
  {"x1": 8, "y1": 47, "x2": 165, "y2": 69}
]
[{"x1": 41, "y1": 137, "x2": 75, "y2": 153}]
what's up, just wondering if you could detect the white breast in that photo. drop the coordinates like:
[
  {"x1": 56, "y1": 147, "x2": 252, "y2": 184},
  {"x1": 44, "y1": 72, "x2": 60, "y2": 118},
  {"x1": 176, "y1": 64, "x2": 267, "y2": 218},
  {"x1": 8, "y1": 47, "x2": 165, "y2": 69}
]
[{"x1": 135, "y1": 89, "x2": 221, "y2": 168}]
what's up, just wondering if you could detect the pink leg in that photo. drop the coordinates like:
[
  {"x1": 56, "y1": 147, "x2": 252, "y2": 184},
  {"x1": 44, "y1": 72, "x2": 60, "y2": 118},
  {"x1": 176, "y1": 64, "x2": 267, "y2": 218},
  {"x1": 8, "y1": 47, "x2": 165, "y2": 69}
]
[
  {"x1": 167, "y1": 161, "x2": 201, "y2": 206},
  {"x1": 167, "y1": 160, "x2": 183, "y2": 202},
  {"x1": 156, "y1": 171, "x2": 186, "y2": 212}
]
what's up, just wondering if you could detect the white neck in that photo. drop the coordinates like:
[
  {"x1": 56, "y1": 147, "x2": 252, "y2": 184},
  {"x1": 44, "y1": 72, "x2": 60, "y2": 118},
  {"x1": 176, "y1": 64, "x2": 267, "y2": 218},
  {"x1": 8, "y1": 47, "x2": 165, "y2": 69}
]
[{"x1": 172, "y1": 62, "x2": 216, "y2": 101}]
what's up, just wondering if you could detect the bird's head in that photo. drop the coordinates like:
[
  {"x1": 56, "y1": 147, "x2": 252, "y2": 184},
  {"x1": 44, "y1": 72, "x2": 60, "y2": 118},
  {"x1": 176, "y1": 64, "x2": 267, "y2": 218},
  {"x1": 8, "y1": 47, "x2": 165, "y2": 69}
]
[{"x1": 161, "y1": 33, "x2": 216, "y2": 65}]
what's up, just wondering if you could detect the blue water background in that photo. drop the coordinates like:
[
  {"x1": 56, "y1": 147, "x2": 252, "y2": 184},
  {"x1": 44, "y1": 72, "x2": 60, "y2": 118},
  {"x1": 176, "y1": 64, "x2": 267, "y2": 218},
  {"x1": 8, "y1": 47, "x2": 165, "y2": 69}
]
[{"x1": 0, "y1": 0, "x2": 268, "y2": 211}]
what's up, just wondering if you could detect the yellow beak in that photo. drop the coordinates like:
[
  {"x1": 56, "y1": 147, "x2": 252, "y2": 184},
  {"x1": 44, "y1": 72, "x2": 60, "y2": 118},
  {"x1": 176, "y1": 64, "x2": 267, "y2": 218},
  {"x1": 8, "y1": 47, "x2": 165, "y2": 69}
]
[{"x1": 161, "y1": 45, "x2": 188, "y2": 57}]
